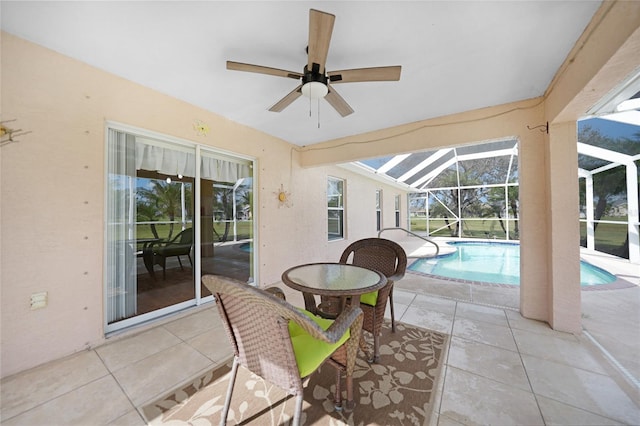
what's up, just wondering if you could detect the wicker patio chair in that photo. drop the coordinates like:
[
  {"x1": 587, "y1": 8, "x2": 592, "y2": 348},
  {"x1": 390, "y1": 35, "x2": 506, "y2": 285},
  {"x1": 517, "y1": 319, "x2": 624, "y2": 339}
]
[
  {"x1": 339, "y1": 237, "x2": 407, "y2": 362},
  {"x1": 202, "y1": 275, "x2": 364, "y2": 426},
  {"x1": 149, "y1": 227, "x2": 193, "y2": 279}
]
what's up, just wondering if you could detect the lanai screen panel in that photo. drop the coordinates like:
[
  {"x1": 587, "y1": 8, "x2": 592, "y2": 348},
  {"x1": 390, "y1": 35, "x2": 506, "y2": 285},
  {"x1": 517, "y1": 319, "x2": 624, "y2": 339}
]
[
  {"x1": 384, "y1": 151, "x2": 434, "y2": 180},
  {"x1": 361, "y1": 156, "x2": 395, "y2": 170},
  {"x1": 406, "y1": 151, "x2": 455, "y2": 187},
  {"x1": 456, "y1": 139, "x2": 516, "y2": 156},
  {"x1": 457, "y1": 156, "x2": 512, "y2": 185},
  {"x1": 426, "y1": 163, "x2": 458, "y2": 189}
]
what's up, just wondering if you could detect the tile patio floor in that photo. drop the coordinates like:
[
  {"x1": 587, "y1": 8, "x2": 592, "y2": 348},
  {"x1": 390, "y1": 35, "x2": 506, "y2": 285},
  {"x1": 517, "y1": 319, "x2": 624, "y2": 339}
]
[{"x1": 2, "y1": 264, "x2": 639, "y2": 425}]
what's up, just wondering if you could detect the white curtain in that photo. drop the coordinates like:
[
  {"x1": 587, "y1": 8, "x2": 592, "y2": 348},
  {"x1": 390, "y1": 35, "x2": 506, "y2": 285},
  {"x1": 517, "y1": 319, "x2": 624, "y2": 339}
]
[
  {"x1": 136, "y1": 137, "x2": 250, "y2": 182},
  {"x1": 106, "y1": 129, "x2": 137, "y2": 323}
]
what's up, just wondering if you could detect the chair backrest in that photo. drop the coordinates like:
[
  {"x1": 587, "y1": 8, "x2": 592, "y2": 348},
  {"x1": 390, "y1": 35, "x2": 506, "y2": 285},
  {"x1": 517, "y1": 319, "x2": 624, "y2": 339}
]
[
  {"x1": 202, "y1": 275, "x2": 325, "y2": 395},
  {"x1": 339, "y1": 237, "x2": 407, "y2": 281},
  {"x1": 175, "y1": 228, "x2": 193, "y2": 245}
]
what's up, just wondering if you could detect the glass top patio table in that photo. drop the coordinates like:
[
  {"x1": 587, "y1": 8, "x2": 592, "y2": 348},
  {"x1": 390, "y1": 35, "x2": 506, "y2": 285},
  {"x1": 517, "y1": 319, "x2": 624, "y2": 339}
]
[{"x1": 281, "y1": 262, "x2": 386, "y2": 318}]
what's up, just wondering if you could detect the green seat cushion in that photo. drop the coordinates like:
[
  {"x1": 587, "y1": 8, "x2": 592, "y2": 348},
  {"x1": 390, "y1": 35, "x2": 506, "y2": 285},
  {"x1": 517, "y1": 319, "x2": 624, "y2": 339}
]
[
  {"x1": 288, "y1": 309, "x2": 321, "y2": 337},
  {"x1": 360, "y1": 290, "x2": 379, "y2": 307},
  {"x1": 288, "y1": 309, "x2": 350, "y2": 377}
]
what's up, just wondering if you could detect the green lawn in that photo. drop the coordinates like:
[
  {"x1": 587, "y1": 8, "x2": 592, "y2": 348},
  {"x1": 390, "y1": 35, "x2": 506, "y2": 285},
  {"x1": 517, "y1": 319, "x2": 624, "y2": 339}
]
[
  {"x1": 580, "y1": 220, "x2": 628, "y2": 257},
  {"x1": 410, "y1": 217, "x2": 519, "y2": 239},
  {"x1": 136, "y1": 221, "x2": 253, "y2": 242},
  {"x1": 213, "y1": 221, "x2": 253, "y2": 241}
]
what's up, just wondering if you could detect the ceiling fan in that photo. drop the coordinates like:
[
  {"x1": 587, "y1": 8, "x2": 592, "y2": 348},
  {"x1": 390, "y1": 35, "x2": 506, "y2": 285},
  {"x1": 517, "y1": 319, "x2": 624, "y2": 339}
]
[{"x1": 226, "y1": 9, "x2": 402, "y2": 117}]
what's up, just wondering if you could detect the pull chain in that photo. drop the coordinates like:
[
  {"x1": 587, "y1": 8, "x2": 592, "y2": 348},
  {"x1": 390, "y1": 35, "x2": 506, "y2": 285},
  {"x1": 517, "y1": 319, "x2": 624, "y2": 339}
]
[{"x1": 308, "y1": 96, "x2": 321, "y2": 128}]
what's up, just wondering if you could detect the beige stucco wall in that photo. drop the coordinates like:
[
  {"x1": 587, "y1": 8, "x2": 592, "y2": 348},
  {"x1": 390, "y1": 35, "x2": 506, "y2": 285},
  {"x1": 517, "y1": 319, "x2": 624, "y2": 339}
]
[{"x1": 0, "y1": 33, "x2": 408, "y2": 377}]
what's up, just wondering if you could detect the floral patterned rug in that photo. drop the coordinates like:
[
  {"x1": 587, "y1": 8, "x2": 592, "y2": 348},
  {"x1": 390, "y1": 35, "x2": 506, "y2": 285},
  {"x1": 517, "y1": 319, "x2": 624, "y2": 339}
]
[{"x1": 142, "y1": 321, "x2": 448, "y2": 425}]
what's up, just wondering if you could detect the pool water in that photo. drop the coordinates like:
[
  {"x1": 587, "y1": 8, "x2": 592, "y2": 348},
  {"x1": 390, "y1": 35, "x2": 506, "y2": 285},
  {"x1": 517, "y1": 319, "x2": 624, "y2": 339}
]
[
  {"x1": 408, "y1": 241, "x2": 617, "y2": 286},
  {"x1": 239, "y1": 242, "x2": 252, "y2": 253}
]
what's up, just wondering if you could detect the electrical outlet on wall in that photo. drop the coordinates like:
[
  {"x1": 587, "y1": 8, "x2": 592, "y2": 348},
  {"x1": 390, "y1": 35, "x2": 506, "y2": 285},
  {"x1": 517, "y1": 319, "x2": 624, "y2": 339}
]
[{"x1": 30, "y1": 292, "x2": 47, "y2": 310}]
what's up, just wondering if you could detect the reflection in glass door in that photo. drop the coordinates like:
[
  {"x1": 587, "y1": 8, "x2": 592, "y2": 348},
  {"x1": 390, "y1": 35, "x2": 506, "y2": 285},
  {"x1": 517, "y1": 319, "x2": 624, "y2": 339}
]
[
  {"x1": 135, "y1": 170, "x2": 194, "y2": 314},
  {"x1": 105, "y1": 126, "x2": 254, "y2": 332},
  {"x1": 199, "y1": 150, "x2": 253, "y2": 299}
]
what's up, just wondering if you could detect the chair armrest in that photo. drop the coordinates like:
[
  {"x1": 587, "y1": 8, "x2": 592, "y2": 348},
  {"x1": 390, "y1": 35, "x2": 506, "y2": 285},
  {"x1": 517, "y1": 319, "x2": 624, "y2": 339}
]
[
  {"x1": 146, "y1": 239, "x2": 166, "y2": 249},
  {"x1": 265, "y1": 286, "x2": 287, "y2": 300},
  {"x1": 387, "y1": 269, "x2": 407, "y2": 282},
  {"x1": 324, "y1": 304, "x2": 364, "y2": 342},
  {"x1": 288, "y1": 304, "x2": 363, "y2": 345}
]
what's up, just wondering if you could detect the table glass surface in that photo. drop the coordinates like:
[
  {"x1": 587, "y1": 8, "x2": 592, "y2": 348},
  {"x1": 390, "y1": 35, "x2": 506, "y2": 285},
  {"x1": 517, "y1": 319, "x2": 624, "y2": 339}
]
[{"x1": 284, "y1": 263, "x2": 383, "y2": 294}]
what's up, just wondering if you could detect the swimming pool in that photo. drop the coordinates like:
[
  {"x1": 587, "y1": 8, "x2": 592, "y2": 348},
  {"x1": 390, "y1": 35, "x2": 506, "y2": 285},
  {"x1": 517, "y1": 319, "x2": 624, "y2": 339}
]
[
  {"x1": 239, "y1": 242, "x2": 252, "y2": 253},
  {"x1": 408, "y1": 241, "x2": 617, "y2": 286}
]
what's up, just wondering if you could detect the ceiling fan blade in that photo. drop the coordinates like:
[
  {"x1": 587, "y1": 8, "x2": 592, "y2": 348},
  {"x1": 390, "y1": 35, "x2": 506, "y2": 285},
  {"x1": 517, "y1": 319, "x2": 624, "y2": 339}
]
[
  {"x1": 328, "y1": 66, "x2": 402, "y2": 83},
  {"x1": 307, "y1": 9, "x2": 335, "y2": 74},
  {"x1": 325, "y1": 85, "x2": 354, "y2": 117},
  {"x1": 227, "y1": 61, "x2": 302, "y2": 80},
  {"x1": 269, "y1": 85, "x2": 303, "y2": 112}
]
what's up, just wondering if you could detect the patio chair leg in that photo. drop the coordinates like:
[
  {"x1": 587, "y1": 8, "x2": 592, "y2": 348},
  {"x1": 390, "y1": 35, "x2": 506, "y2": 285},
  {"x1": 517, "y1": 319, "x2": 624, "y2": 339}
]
[
  {"x1": 358, "y1": 335, "x2": 373, "y2": 363},
  {"x1": 220, "y1": 357, "x2": 240, "y2": 426},
  {"x1": 333, "y1": 368, "x2": 343, "y2": 411},
  {"x1": 389, "y1": 286, "x2": 396, "y2": 333},
  {"x1": 154, "y1": 257, "x2": 166, "y2": 280},
  {"x1": 292, "y1": 394, "x2": 303, "y2": 426},
  {"x1": 372, "y1": 333, "x2": 380, "y2": 364},
  {"x1": 177, "y1": 256, "x2": 184, "y2": 270},
  {"x1": 142, "y1": 249, "x2": 156, "y2": 279},
  {"x1": 345, "y1": 371, "x2": 355, "y2": 411}
]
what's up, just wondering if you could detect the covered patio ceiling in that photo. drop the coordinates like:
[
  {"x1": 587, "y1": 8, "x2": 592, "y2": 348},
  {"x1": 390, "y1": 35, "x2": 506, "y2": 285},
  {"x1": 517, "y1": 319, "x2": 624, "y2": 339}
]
[{"x1": 0, "y1": 1, "x2": 604, "y2": 146}]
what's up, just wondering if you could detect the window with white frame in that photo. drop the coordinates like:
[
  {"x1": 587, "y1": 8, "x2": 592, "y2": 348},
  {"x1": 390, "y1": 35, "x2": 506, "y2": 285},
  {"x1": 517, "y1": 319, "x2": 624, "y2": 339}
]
[
  {"x1": 395, "y1": 194, "x2": 401, "y2": 227},
  {"x1": 328, "y1": 177, "x2": 344, "y2": 240}
]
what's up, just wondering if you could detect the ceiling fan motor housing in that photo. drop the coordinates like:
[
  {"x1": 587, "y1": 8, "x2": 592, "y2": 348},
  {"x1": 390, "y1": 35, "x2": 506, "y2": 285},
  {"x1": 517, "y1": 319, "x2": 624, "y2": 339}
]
[
  {"x1": 302, "y1": 64, "x2": 327, "y2": 85},
  {"x1": 302, "y1": 64, "x2": 329, "y2": 98}
]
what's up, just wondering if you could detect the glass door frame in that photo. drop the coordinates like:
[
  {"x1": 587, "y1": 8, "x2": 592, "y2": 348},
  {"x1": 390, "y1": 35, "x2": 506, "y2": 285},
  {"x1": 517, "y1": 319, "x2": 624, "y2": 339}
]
[{"x1": 103, "y1": 121, "x2": 258, "y2": 334}]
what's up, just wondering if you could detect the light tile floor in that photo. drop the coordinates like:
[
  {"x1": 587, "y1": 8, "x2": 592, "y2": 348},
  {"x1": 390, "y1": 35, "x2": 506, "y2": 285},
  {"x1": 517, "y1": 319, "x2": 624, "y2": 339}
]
[{"x1": 2, "y1": 277, "x2": 639, "y2": 425}]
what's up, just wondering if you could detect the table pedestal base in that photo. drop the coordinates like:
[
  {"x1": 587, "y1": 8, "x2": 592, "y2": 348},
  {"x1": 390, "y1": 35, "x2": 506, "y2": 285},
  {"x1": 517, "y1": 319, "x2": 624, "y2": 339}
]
[{"x1": 317, "y1": 295, "x2": 342, "y2": 319}]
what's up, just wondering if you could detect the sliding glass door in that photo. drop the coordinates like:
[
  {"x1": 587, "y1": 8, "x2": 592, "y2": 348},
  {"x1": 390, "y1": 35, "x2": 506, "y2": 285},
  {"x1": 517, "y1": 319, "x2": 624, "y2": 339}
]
[
  {"x1": 199, "y1": 149, "x2": 254, "y2": 298},
  {"x1": 105, "y1": 125, "x2": 254, "y2": 332}
]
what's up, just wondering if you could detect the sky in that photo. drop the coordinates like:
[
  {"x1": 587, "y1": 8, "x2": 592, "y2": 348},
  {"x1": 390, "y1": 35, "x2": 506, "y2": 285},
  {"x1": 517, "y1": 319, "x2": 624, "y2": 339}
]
[{"x1": 579, "y1": 116, "x2": 640, "y2": 140}]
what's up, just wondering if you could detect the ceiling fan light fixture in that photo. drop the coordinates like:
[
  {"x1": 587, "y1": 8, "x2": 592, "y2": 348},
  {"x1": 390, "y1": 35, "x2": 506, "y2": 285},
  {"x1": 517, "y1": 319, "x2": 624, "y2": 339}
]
[{"x1": 301, "y1": 81, "x2": 328, "y2": 99}]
